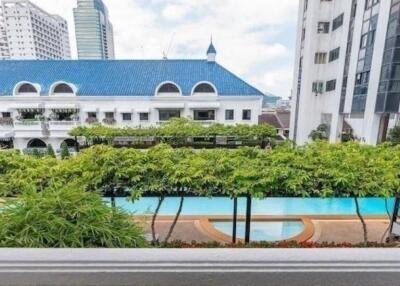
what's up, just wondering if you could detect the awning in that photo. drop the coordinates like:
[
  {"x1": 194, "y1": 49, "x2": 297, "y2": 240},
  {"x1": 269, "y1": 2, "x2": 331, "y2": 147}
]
[
  {"x1": 11, "y1": 103, "x2": 44, "y2": 110},
  {"x1": 46, "y1": 103, "x2": 79, "y2": 109},
  {"x1": 153, "y1": 103, "x2": 185, "y2": 109},
  {"x1": 46, "y1": 103, "x2": 79, "y2": 110},
  {"x1": 188, "y1": 102, "x2": 220, "y2": 109}
]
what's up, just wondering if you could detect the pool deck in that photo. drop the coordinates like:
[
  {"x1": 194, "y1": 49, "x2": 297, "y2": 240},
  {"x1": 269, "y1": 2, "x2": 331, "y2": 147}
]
[{"x1": 140, "y1": 215, "x2": 391, "y2": 244}]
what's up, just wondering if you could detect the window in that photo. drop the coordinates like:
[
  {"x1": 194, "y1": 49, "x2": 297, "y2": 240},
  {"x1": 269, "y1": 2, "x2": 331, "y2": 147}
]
[
  {"x1": 139, "y1": 112, "x2": 149, "y2": 121},
  {"x1": 122, "y1": 113, "x2": 132, "y2": 121},
  {"x1": 193, "y1": 83, "x2": 216, "y2": 94},
  {"x1": 159, "y1": 110, "x2": 181, "y2": 121},
  {"x1": 53, "y1": 83, "x2": 73, "y2": 94},
  {"x1": 157, "y1": 83, "x2": 180, "y2": 94},
  {"x1": 326, "y1": 79, "x2": 337, "y2": 92},
  {"x1": 317, "y1": 22, "x2": 330, "y2": 34},
  {"x1": 332, "y1": 14, "x2": 344, "y2": 31},
  {"x1": 2, "y1": 112, "x2": 11, "y2": 118},
  {"x1": 365, "y1": 0, "x2": 380, "y2": 10},
  {"x1": 87, "y1": 112, "x2": 97, "y2": 118},
  {"x1": 225, "y1": 110, "x2": 234, "y2": 120},
  {"x1": 242, "y1": 110, "x2": 252, "y2": 121},
  {"x1": 105, "y1": 112, "x2": 114, "y2": 119},
  {"x1": 17, "y1": 83, "x2": 37, "y2": 94},
  {"x1": 315, "y1": 52, "x2": 327, "y2": 64},
  {"x1": 312, "y1": 81, "x2": 324, "y2": 93},
  {"x1": 194, "y1": 110, "x2": 215, "y2": 121},
  {"x1": 329, "y1": 47, "x2": 340, "y2": 62}
]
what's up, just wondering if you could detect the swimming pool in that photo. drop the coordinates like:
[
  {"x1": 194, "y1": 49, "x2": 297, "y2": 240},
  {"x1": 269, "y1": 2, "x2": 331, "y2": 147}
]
[
  {"x1": 212, "y1": 221, "x2": 305, "y2": 241},
  {"x1": 105, "y1": 197, "x2": 394, "y2": 216}
]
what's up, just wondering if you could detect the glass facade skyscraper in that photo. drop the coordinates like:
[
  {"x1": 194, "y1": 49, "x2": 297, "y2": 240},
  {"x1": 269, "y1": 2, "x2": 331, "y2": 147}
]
[{"x1": 73, "y1": 0, "x2": 115, "y2": 59}]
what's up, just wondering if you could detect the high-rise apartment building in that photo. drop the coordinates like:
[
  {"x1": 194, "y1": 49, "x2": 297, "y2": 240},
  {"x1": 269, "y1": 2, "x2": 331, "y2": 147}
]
[
  {"x1": 291, "y1": 0, "x2": 400, "y2": 145},
  {"x1": 0, "y1": 0, "x2": 71, "y2": 60},
  {"x1": 73, "y1": 0, "x2": 115, "y2": 59},
  {"x1": 0, "y1": 5, "x2": 9, "y2": 58}
]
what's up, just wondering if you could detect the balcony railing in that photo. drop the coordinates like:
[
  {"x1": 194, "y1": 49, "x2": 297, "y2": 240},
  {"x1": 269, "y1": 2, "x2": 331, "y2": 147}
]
[{"x1": 14, "y1": 120, "x2": 41, "y2": 126}]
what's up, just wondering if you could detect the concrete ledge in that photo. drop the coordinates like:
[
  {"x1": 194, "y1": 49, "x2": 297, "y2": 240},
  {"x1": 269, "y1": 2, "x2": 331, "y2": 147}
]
[{"x1": 0, "y1": 249, "x2": 399, "y2": 286}]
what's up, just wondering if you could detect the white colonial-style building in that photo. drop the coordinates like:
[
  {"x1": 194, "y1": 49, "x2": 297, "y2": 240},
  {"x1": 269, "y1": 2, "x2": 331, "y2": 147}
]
[{"x1": 0, "y1": 43, "x2": 263, "y2": 151}]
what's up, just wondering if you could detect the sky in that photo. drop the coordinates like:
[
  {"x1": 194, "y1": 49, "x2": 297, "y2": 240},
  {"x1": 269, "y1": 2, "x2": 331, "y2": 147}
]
[{"x1": 31, "y1": 0, "x2": 299, "y2": 98}]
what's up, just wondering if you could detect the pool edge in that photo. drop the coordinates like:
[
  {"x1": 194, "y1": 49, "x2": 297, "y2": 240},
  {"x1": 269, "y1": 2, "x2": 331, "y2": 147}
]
[{"x1": 196, "y1": 217, "x2": 315, "y2": 244}]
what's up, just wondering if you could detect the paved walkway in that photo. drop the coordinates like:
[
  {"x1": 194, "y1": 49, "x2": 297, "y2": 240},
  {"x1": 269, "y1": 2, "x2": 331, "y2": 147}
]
[
  {"x1": 144, "y1": 217, "x2": 392, "y2": 244},
  {"x1": 310, "y1": 219, "x2": 390, "y2": 244}
]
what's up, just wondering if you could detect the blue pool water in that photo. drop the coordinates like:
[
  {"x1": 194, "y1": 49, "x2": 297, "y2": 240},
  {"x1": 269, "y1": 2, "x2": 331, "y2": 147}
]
[
  {"x1": 212, "y1": 221, "x2": 305, "y2": 241},
  {"x1": 105, "y1": 197, "x2": 395, "y2": 216}
]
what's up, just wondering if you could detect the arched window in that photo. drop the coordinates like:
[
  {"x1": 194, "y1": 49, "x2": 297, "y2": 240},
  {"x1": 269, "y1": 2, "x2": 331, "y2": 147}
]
[
  {"x1": 27, "y1": 138, "x2": 46, "y2": 148},
  {"x1": 158, "y1": 83, "x2": 180, "y2": 94},
  {"x1": 193, "y1": 83, "x2": 216, "y2": 94},
  {"x1": 18, "y1": 83, "x2": 38, "y2": 94},
  {"x1": 53, "y1": 83, "x2": 74, "y2": 94}
]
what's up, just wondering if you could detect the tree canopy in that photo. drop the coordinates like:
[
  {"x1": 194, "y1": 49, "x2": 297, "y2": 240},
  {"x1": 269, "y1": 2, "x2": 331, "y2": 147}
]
[
  {"x1": 69, "y1": 117, "x2": 277, "y2": 142},
  {"x1": 1, "y1": 141, "x2": 399, "y2": 200}
]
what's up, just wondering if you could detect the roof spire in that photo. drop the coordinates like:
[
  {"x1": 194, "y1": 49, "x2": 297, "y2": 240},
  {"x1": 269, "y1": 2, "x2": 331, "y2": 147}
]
[{"x1": 207, "y1": 36, "x2": 217, "y2": 63}]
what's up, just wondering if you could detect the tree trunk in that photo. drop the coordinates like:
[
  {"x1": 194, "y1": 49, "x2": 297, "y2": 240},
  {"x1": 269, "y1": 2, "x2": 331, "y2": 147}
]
[
  {"x1": 354, "y1": 197, "x2": 368, "y2": 246},
  {"x1": 110, "y1": 188, "x2": 116, "y2": 209},
  {"x1": 164, "y1": 193, "x2": 185, "y2": 245},
  {"x1": 151, "y1": 196, "x2": 165, "y2": 245},
  {"x1": 245, "y1": 194, "x2": 252, "y2": 244}
]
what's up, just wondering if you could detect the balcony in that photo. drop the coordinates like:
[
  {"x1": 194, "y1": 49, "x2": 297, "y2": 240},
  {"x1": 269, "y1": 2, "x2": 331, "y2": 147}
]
[
  {"x1": 0, "y1": 118, "x2": 13, "y2": 130},
  {"x1": 14, "y1": 120, "x2": 42, "y2": 131},
  {"x1": 48, "y1": 121, "x2": 80, "y2": 131}
]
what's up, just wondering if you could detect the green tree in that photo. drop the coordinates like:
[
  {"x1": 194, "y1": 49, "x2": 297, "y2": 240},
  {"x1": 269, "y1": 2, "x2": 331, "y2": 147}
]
[
  {"x1": 60, "y1": 142, "x2": 70, "y2": 159},
  {"x1": 46, "y1": 144, "x2": 56, "y2": 158},
  {"x1": 0, "y1": 187, "x2": 147, "y2": 248}
]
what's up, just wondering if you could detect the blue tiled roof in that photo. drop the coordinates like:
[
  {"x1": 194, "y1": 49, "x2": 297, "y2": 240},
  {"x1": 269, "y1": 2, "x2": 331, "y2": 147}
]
[
  {"x1": 0, "y1": 60, "x2": 263, "y2": 97},
  {"x1": 207, "y1": 43, "x2": 217, "y2": 54}
]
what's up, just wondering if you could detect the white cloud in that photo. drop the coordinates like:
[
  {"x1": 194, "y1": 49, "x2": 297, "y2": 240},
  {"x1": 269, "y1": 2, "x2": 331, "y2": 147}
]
[
  {"x1": 162, "y1": 4, "x2": 191, "y2": 22},
  {"x1": 24, "y1": 0, "x2": 299, "y2": 98}
]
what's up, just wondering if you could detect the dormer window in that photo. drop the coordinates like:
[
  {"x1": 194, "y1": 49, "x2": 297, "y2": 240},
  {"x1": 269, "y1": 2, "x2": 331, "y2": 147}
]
[
  {"x1": 53, "y1": 83, "x2": 74, "y2": 94},
  {"x1": 193, "y1": 83, "x2": 216, "y2": 94},
  {"x1": 17, "y1": 83, "x2": 37, "y2": 94},
  {"x1": 158, "y1": 83, "x2": 180, "y2": 94}
]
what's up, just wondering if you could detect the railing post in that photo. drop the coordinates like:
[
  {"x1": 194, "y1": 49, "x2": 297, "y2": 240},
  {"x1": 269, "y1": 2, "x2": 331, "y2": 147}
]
[
  {"x1": 389, "y1": 195, "x2": 400, "y2": 241},
  {"x1": 245, "y1": 193, "x2": 252, "y2": 244},
  {"x1": 232, "y1": 197, "x2": 238, "y2": 244}
]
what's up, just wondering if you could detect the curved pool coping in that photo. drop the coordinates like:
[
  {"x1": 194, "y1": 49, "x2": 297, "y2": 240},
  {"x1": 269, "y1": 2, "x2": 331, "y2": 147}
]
[{"x1": 197, "y1": 216, "x2": 315, "y2": 243}]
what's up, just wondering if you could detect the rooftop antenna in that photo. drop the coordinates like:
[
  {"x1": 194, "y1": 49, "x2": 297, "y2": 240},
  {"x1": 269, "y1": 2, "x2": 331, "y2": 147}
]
[{"x1": 163, "y1": 33, "x2": 175, "y2": 60}]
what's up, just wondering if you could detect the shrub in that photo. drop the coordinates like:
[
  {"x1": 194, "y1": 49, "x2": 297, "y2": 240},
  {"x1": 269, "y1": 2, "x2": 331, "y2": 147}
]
[
  {"x1": 388, "y1": 126, "x2": 400, "y2": 145},
  {"x1": 0, "y1": 188, "x2": 147, "y2": 248},
  {"x1": 309, "y1": 124, "x2": 329, "y2": 141},
  {"x1": 60, "y1": 142, "x2": 70, "y2": 159},
  {"x1": 46, "y1": 144, "x2": 56, "y2": 158}
]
